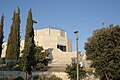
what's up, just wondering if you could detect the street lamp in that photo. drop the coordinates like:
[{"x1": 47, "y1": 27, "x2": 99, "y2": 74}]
[{"x1": 74, "y1": 31, "x2": 79, "y2": 80}]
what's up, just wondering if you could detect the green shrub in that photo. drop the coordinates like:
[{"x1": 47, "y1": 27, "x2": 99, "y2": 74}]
[
  {"x1": 13, "y1": 77, "x2": 24, "y2": 80},
  {"x1": 33, "y1": 74, "x2": 62, "y2": 80}
]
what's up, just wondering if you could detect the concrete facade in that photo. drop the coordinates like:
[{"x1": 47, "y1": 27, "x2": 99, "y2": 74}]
[
  {"x1": 1, "y1": 28, "x2": 99, "y2": 80},
  {"x1": 1, "y1": 43, "x2": 7, "y2": 58},
  {"x1": 1, "y1": 28, "x2": 75, "y2": 66},
  {"x1": 34, "y1": 28, "x2": 72, "y2": 52},
  {"x1": 33, "y1": 28, "x2": 74, "y2": 66}
]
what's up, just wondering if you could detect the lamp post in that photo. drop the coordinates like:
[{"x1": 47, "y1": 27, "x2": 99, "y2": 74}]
[{"x1": 74, "y1": 31, "x2": 79, "y2": 80}]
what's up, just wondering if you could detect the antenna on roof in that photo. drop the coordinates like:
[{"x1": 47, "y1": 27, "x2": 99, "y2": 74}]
[
  {"x1": 48, "y1": 24, "x2": 65, "y2": 31},
  {"x1": 102, "y1": 21, "x2": 105, "y2": 27}
]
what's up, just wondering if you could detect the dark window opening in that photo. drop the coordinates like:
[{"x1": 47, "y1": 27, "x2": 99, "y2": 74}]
[{"x1": 57, "y1": 45, "x2": 66, "y2": 52}]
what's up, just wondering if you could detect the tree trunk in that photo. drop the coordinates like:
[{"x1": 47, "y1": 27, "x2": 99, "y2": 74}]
[{"x1": 26, "y1": 71, "x2": 27, "y2": 80}]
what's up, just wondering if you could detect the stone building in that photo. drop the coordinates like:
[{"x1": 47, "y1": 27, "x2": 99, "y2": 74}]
[
  {"x1": 19, "y1": 28, "x2": 76, "y2": 66},
  {"x1": 1, "y1": 28, "x2": 76, "y2": 80},
  {"x1": 1, "y1": 28, "x2": 99, "y2": 80}
]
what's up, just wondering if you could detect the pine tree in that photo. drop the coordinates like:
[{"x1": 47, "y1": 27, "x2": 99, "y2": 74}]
[
  {"x1": 0, "y1": 15, "x2": 4, "y2": 57},
  {"x1": 6, "y1": 8, "x2": 21, "y2": 60},
  {"x1": 85, "y1": 25, "x2": 120, "y2": 80},
  {"x1": 20, "y1": 9, "x2": 37, "y2": 75}
]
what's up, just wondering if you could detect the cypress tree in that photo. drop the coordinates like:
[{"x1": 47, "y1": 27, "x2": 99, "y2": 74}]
[
  {"x1": 6, "y1": 11, "x2": 16, "y2": 60},
  {"x1": 6, "y1": 8, "x2": 21, "y2": 60},
  {"x1": 0, "y1": 15, "x2": 4, "y2": 57},
  {"x1": 13, "y1": 7, "x2": 21, "y2": 60},
  {"x1": 20, "y1": 9, "x2": 37, "y2": 75}
]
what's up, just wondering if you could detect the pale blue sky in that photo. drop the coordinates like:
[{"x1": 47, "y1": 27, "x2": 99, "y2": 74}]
[{"x1": 0, "y1": 0, "x2": 120, "y2": 52}]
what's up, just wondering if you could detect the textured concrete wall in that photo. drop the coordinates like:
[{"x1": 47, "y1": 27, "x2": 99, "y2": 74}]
[
  {"x1": 1, "y1": 43, "x2": 7, "y2": 58},
  {"x1": 1, "y1": 28, "x2": 73, "y2": 60},
  {"x1": 34, "y1": 28, "x2": 72, "y2": 51}
]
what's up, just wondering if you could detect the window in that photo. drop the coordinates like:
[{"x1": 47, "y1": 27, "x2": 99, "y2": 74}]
[{"x1": 57, "y1": 44, "x2": 66, "y2": 52}]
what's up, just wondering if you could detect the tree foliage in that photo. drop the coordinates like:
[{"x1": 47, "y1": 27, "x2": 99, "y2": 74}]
[
  {"x1": 65, "y1": 63, "x2": 86, "y2": 80},
  {"x1": 13, "y1": 77, "x2": 24, "y2": 80},
  {"x1": 6, "y1": 11, "x2": 15, "y2": 60},
  {"x1": 20, "y1": 9, "x2": 36, "y2": 75},
  {"x1": 85, "y1": 25, "x2": 120, "y2": 80},
  {"x1": 0, "y1": 14, "x2": 4, "y2": 57},
  {"x1": 33, "y1": 74, "x2": 62, "y2": 80},
  {"x1": 34, "y1": 46, "x2": 49, "y2": 70},
  {"x1": 13, "y1": 7, "x2": 21, "y2": 60},
  {"x1": 6, "y1": 7, "x2": 21, "y2": 60}
]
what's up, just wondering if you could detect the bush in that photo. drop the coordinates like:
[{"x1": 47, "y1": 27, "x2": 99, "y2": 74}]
[
  {"x1": 49, "y1": 75, "x2": 62, "y2": 80},
  {"x1": 13, "y1": 77, "x2": 24, "y2": 80},
  {"x1": 33, "y1": 74, "x2": 62, "y2": 80},
  {"x1": 65, "y1": 63, "x2": 86, "y2": 80},
  {"x1": 0, "y1": 58, "x2": 6, "y2": 64}
]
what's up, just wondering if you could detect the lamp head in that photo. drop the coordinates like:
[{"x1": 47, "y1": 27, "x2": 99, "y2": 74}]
[{"x1": 74, "y1": 31, "x2": 78, "y2": 34}]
